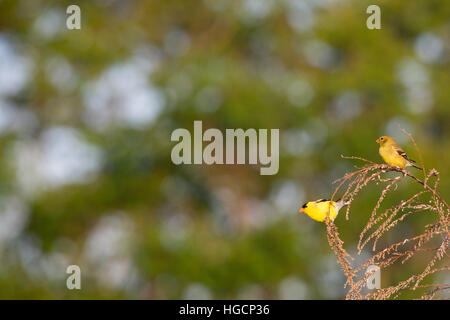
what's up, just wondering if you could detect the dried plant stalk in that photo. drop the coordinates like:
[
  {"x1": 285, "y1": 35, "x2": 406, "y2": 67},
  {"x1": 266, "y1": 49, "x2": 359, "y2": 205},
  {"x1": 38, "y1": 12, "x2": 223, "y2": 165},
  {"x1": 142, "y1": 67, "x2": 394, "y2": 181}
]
[{"x1": 326, "y1": 133, "x2": 449, "y2": 300}]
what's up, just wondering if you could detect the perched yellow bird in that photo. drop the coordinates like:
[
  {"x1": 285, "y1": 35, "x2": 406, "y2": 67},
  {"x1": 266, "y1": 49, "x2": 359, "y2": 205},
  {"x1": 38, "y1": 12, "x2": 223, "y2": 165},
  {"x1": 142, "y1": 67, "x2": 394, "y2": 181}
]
[
  {"x1": 299, "y1": 199, "x2": 349, "y2": 222},
  {"x1": 376, "y1": 135, "x2": 421, "y2": 170}
]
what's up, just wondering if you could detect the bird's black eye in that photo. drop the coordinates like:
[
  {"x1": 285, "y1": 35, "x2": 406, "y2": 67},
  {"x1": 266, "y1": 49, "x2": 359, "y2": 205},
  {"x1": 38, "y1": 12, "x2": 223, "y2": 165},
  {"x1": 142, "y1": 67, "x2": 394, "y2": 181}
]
[
  {"x1": 302, "y1": 203, "x2": 307, "y2": 208},
  {"x1": 380, "y1": 137, "x2": 384, "y2": 141}
]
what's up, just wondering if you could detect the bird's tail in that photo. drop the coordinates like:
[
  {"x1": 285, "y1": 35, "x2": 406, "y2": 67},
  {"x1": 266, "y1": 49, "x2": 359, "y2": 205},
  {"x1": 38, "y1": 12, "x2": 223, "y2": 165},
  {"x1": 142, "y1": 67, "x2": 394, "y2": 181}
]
[{"x1": 410, "y1": 162, "x2": 423, "y2": 170}]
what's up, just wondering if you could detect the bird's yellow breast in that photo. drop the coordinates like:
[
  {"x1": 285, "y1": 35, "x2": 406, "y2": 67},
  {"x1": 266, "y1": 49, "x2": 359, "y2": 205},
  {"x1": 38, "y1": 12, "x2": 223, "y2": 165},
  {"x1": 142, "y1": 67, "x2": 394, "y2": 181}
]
[
  {"x1": 379, "y1": 145, "x2": 406, "y2": 168},
  {"x1": 303, "y1": 201, "x2": 338, "y2": 222}
]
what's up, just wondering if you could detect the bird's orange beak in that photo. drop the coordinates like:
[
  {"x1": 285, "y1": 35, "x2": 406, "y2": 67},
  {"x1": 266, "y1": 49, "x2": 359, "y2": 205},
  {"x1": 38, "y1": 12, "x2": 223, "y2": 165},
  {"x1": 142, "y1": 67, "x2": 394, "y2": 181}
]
[
  {"x1": 299, "y1": 207, "x2": 304, "y2": 213},
  {"x1": 376, "y1": 138, "x2": 380, "y2": 144}
]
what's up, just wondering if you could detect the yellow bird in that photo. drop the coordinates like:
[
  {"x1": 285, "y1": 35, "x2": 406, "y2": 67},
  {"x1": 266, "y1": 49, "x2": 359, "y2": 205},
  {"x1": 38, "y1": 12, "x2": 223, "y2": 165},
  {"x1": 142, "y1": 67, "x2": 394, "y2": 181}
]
[
  {"x1": 376, "y1": 135, "x2": 422, "y2": 170},
  {"x1": 299, "y1": 199, "x2": 349, "y2": 222}
]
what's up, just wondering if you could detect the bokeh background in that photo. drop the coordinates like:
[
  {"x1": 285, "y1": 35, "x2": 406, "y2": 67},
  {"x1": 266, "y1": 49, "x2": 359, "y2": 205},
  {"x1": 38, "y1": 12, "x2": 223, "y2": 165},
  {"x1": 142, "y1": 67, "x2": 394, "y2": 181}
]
[{"x1": 0, "y1": 0, "x2": 449, "y2": 299}]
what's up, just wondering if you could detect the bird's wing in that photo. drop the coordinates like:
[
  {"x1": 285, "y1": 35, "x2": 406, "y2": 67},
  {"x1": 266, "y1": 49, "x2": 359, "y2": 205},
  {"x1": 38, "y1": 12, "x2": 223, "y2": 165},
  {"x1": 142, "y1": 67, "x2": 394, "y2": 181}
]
[
  {"x1": 393, "y1": 145, "x2": 416, "y2": 163},
  {"x1": 308, "y1": 199, "x2": 329, "y2": 209}
]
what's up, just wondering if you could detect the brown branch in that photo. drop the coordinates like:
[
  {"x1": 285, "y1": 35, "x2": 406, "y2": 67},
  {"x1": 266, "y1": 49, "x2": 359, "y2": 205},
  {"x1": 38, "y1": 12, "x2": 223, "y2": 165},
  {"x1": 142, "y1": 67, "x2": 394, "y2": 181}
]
[{"x1": 325, "y1": 136, "x2": 450, "y2": 300}]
